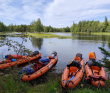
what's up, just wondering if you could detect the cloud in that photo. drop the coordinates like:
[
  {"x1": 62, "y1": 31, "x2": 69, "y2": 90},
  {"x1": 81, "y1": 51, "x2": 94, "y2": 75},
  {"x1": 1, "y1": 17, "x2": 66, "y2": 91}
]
[
  {"x1": 43, "y1": 0, "x2": 110, "y2": 27},
  {"x1": 0, "y1": 0, "x2": 110, "y2": 27}
]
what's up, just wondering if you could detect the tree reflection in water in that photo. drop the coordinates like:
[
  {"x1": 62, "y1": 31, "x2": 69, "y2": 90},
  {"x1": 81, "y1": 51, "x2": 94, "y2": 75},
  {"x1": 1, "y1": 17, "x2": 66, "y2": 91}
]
[{"x1": 30, "y1": 38, "x2": 43, "y2": 50}]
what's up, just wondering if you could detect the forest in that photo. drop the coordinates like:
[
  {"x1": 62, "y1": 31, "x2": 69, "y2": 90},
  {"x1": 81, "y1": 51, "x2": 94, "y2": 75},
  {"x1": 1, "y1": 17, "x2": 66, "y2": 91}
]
[{"x1": 0, "y1": 16, "x2": 110, "y2": 33}]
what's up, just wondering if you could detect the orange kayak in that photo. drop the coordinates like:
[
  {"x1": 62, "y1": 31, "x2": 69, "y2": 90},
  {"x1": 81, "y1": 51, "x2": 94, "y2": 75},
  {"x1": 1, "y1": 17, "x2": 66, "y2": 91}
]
[
  {"x1": 61, "y1": 53, "x2": 84, "y2": 89},
  {"x1": 0, "y1": 55, "x2": 23, "y2": 64},
  {"x1": 0, "y1": 52, "x2": 41, "y2": 69},
  {"x1": 21, "y1": 52, "x2": 58, "y2": 81},
  {"x1": 85, "y1": 52, "x2": 108, "y2": 87}
]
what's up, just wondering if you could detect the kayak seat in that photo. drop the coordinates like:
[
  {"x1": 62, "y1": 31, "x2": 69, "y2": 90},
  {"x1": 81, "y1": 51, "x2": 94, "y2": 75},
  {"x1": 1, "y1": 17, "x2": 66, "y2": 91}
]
[
  {"x1": 92, "y1": 70, "x2": 99, "y2": 76},
  {"x1": 91, "y1": 66, "x2": 100, "y2": 75},
  {"x1": 91, "y1": 66, "x2": 100, "y2": 71},
  {"x1": 69, "y1": 66, "x2": 78, "y2": 78},
  {"x1": 70, "y1": 66, "x2": 78, "y2": 72}
]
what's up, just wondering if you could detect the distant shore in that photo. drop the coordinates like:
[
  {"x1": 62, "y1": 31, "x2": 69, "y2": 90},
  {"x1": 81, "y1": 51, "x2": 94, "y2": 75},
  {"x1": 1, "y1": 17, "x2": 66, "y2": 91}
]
[{"x1": 1, "y1": 32, "x2": 110, "y2": 38}]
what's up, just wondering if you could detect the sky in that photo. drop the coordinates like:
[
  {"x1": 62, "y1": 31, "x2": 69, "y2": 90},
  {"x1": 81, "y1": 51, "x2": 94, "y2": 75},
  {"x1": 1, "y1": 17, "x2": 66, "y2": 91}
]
[{"x1": 0, "y1": 0, "x2": 110, "y2": 28}]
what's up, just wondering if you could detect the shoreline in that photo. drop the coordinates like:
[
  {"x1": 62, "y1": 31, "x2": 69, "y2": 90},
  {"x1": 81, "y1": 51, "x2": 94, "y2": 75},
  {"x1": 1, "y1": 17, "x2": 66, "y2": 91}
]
[{"x1": 0, "y1": 67, "x2": 109, "y2": 93}]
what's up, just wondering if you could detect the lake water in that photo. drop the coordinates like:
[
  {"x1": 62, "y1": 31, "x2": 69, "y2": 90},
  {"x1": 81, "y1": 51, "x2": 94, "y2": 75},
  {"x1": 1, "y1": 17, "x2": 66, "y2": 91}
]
[{"x1": 0, "y1": 33, "x2": 110, "y2": 73}]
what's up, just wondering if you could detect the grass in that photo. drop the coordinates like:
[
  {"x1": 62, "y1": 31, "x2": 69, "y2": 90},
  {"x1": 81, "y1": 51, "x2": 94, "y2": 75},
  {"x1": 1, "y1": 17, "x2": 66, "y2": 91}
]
[
  {"x1": 1, "y1": 31, "x2": 110, "y2": 38},
  {"x1": 72, "y1": 32, "x2": 110, "y2": 36},
  {"x1": 0, "y1": 66, "x2": 109, "y2": 93},
  {"x1": 91, "y1": 32, "x2": 110, "y2": 35},
  {"x1": 0, "y1": 74, "x2": 30, "y2": 93},
  {"x1": 0, "y1": 32, "x2": 72, "y2": 38},
  {"x1": 28, "y1": 33, "x2": 72, "y2": 39},
  {"x1": 69, "y1": 87, "x2": 107, "y2": 93}
]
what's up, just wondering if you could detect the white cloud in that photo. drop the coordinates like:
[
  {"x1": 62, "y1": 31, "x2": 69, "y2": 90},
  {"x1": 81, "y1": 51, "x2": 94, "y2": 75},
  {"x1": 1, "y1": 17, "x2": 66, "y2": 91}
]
[
  {"x1": 0, "y1": 0, "x2": 110, "y2": 27},
  {"x1": 43, "y1": 0, "x2": 110, "y2": 27}
]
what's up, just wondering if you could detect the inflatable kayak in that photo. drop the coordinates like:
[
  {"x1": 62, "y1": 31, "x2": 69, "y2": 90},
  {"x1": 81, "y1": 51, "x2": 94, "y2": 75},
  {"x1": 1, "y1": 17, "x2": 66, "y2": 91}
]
[
  {"x1": 61, "y1": 53, "x2": 84, "y2": 89},
  {"x1": 0, "y1": 51, "x2": 41, "y2": 69},
  {"x1": 20, "y1": 51, "x2": 58, "y2": 81},
  {"x1": 0, "y1": 55, "x2": 23, "y2": 64},
  {"x1": 85, "y1": 52, "x2": 108, "y2": 87}
]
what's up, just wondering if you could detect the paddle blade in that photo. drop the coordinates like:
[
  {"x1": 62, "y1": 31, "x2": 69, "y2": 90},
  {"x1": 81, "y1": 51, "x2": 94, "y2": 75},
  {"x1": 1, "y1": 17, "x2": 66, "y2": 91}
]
[
  {"x1": 69, "y1": 76, "x2": 75, "y2": 81},
  {"x1": 100, "y1": 76, "x2": 109, "y2": 80},
  {"x1": 85, "y1": 77, "x2": 91, "y2": 80},
  {"x1": 89, "y1": 75, "x2": 99, "y2": 79}
]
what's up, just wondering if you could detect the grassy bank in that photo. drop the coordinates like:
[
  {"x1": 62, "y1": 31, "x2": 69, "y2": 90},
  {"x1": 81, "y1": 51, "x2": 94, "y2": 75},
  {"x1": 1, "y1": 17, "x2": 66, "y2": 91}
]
[
  {"x1": 0, "y1": 67, "x2": 109, "y2": 93},
  {"x1": 91, "y1": 32, "x2": 110, "y2": 35},
  {"x1": 28, "y1": 33, "x2": 72, "y2": 39},
  {"x1": 0, "y1": 32, "x2": 72, "y2": 38},
  {"x1": 72, "y1": 32, "x2": 110, "y2": 36}
]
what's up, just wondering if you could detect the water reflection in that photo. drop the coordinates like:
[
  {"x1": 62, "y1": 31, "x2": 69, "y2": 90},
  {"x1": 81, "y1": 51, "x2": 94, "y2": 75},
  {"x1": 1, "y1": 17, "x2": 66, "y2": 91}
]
[
  {"x1": 72, "y1": 33, "x2": 109, "y2": 41},
  {"x1": 72, "y1": 33, "x2": 110, "y2": 48},
  {"x1": 49, "y1": 32, "x2": 71, "y2": 36},
  {"x1": 30, "y1": 38, "x2": 43, "y2": 50},
  {"x1": 0, "y1": 35, "x2": 6, "y2": 43}
]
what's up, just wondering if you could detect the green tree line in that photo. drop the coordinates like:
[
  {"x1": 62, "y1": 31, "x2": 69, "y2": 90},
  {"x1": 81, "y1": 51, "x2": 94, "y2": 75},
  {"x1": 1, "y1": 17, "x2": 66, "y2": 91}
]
[
  {"x1": 0, "y1": 16, "x2": 110, "y2": 33},
  {"x1": 70, "y1": 16, "x2": 110, "y2": 33}
]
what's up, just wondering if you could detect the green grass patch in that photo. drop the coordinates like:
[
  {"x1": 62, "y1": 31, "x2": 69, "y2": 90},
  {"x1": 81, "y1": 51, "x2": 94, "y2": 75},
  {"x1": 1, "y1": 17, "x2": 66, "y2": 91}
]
[
  {"x1": 28, "y1": 33, "x2": 72, "y2": 39},
  {"x1": 72, "y1": 32, "x2": 110, "y2": 36},
  {"x1": 69, "y1": 87, "x2": 107, "y2": 93},
  {"x1": 0, "y1": 74, "x2": 30, "y2": 93},
  {"x1": 44, "y1": 76, "x2": 61, "y2": 93},
  {"x1": 26, "y1": 73, "x2": 62, "y2": 93},
  {"x1": 91, "y1": 32, "x2": 110, "y2": 35},
  {"x1": 0, "y1": 69, "x2": 109, "y2": 93}
]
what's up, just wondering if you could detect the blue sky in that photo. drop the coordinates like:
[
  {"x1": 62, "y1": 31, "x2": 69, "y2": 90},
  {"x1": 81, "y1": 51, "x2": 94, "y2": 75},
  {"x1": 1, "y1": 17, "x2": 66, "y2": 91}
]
[{"x1": 0, "y1": 0, "x2": 110, "y2": 28}]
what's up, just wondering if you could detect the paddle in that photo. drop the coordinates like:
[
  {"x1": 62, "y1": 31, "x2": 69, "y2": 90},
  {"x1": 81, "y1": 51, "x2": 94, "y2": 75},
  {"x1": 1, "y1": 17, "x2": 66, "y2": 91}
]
[
  {"x1": 100, "y1": 76, "x2": 108, "y2": 80},
  {"x1": 85, "y1": 75, "x2": 108, "y2": 81},
  {"x1": 85, "y1": 75, "x2": 99, "y2": 80}
]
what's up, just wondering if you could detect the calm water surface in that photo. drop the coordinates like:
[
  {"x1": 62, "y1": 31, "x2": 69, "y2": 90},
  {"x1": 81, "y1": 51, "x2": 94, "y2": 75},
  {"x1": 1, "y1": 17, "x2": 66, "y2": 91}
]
[{"x1": 0, "y1": 33, "x2": 110, "y2": 73}]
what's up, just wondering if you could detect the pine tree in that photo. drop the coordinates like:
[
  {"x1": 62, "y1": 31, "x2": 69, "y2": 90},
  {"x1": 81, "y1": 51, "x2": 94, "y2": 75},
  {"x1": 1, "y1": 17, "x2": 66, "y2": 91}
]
[
  {"x1": 99, "y1": 47, "x2": 110, "y2": 71},
  {"x1": 103, "y1": 16, "x2": 108, "y2": 32}
]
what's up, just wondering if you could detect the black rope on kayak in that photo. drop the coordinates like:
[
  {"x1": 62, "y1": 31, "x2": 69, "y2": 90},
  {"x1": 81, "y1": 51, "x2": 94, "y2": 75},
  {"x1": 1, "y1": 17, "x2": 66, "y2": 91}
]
[
  {"x1": 28, "y1": 75, "x2": 30, "y2": 78},
  {"x1": 69, "y1": 81, "x2": 74, "y2": 85},
  {"x1": 65, "y1": 81, "x2": 69, "y2": 88},
  {"x1": 64, "y1": 80, "x2": 74, "y2": 88},
  {"x1": 84, "y1": 62, "x2": 88, "y2": 66}
]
